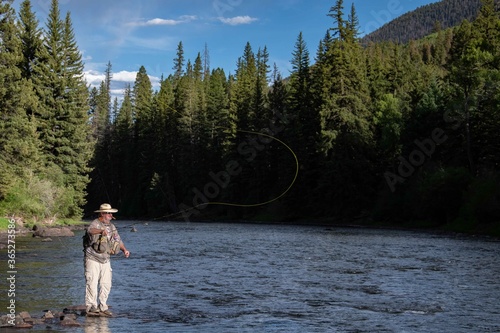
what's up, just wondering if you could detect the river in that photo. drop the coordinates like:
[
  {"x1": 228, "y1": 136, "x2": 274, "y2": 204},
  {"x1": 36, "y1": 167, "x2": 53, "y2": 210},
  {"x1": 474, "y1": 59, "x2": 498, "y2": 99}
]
[{"x1": 1, "y1": 222, "x2": 499, "y2": 332}]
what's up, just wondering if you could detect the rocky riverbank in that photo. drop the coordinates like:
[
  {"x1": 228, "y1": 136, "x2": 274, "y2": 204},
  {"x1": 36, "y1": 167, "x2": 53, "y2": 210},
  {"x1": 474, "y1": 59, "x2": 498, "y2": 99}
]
[
  {"x1": 0, "y1": 219, "x2": 86, "y2": 249},
  {"x1": 0, "y1": 220, "x2": 93, "y2": 329},
  {"x1": 1, "y1": 305, "x2": 88, "y2": 329}
]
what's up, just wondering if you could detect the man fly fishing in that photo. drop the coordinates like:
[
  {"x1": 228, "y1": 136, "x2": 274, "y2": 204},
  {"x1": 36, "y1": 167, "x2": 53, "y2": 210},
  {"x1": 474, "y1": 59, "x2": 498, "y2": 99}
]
[{"x1": 83, "y1": 203, "x2": 130, "y2": 317}]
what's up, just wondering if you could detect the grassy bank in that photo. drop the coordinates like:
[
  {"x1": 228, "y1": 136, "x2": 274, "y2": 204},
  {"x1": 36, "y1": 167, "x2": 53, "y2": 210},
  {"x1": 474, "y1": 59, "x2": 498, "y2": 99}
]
[
  {"x1": 0, "y1": 217, "x2": 9, "y2": 230},
  {"x1": 0, "y1": 217, "x2": 86, "y2": 231}
]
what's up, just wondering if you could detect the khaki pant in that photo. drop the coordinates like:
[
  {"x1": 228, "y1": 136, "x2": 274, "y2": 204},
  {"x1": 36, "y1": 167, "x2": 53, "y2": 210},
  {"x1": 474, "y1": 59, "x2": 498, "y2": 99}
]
[{"x1": 84, "y1": 258, "x2": 112, "y2": 311}]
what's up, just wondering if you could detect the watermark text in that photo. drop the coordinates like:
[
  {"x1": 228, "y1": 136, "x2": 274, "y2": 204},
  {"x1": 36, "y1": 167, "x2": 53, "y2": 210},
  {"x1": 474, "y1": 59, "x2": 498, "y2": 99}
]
[{"x1": 6, "y1": 217, "x2": 17, "y2": 326}]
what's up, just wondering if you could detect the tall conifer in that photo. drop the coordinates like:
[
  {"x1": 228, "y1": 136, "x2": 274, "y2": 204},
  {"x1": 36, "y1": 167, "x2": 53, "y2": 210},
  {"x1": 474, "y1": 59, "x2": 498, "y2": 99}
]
[
  {"x1": 17, "y1": 0, "x2": 43, "y2": 80},
  {"x1": 0, "y1": 0, "x2": 41, "y2": 204},
  {"x1": 30, "y1": 0, "x2": 93, "y2": 217}
]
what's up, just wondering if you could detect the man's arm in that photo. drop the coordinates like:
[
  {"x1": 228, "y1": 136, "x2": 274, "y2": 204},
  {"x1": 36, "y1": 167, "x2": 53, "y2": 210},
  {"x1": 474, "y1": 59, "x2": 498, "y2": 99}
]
[
  {"x1": 88, "y1": 227, "x2": 105, "y2": 235},
  {"x1": 112, "y1": 225, "x2": 130, "y2": 258},
  {"x1": 120, "y1": 242, "x2": 130, "y2": 258},
  {"x1": 88, "y1": 220, "x2": 106, "y2": 236}
]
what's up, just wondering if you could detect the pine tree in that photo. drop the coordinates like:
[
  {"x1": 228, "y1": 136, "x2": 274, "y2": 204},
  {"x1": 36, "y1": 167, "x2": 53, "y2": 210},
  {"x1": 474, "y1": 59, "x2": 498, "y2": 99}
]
[
  {"x1": 254, "y1": 46, "x2": 270, "y2": 130},
  {"x1": 233, "y1": 42, "x2": 257, "y2": 131},
  {"x1": 288, "y1": 32, "x2": 316, "y2": 149},
  {"x1": 31, "y1": 0, "x2": 93, "y2": 218},
  {"x1": 315, "y1": 1, "x2": 375, "y2": 216},
  {"x1": 474, "y1": 0, "x2": 500, "y2": 55},
  {"x1": 133, "y1": 65, "x2": 153, "y2": 124},
  {"x1": 17, "y1": 0, "x2": 43, "y2": 80},
  {"x1": 373, "y1": 93, "x2": 403, "y2": 162},
  {"x1": 468, "y1": 0, "x2": 500, "y2": 172},
  {"x1": 86, "y1": 61, "x2": 113, "y2": 212},
  {"x1": 432, "y1": 23, "x2": 448, "y2": 66},
  {"x1": 131, "y1": 66, "x2": 181, "y2": 217},
  {"x1": 446, "y1": 19, "x2": 485, "y2": 174},
  {"x1": 284, "y1": 32, "x2": 322, "y2": 215},
  {"x1": 192, "y1": 52, "x2": 208, "y2": 149},
  {"x1": 206, "y1": 67, "x2": 235, "y2": 158},
  {"x1": 346, "y1": 2, "x2": 361, "y2": 42},
  {"x1": 328, "y1": 0, "x2": 346, "y2": 41},
  {"x1": 267, "y1": 65, "x2": 293, "y2": 213},
  {"x1": 173, "y1": 41, "x2": 185, "y2": 79},
  {"x1": 225, "y1": 42, "x2": 262, "y2": 215},
  {"x1": 320, "y1": 2, "x2": 372, "y2": 155},
  {"x1": 129, "y1": 65, "x2": 154, "y2": 214},
  {"x1": 150, "y1": 76, "x2": 178, "y2": 214},
  {"x1": 365, "y1": 42, "x2": 390, "y2": 100},
  {"x1": 0, "y1": 0, "x2": 44, "y2": 217},
  {"x1": 203, "y1": 42, "x2": 211, "y2": 79},
  {"x1": 107, "y1": 85, "x2": 134, "y2": 210}
]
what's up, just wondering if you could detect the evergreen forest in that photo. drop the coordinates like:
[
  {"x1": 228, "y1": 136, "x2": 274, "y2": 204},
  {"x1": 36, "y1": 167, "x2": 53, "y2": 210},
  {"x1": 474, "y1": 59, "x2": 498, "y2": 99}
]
[{"x1": 1, "y1": 0, "x2": 499, "y2": 235}]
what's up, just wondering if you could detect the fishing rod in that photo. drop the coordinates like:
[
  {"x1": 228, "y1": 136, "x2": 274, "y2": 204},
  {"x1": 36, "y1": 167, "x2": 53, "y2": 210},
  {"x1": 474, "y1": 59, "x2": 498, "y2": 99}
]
[
  {"x1": 154, "y1": 127, "x2": 299, "y2": 221},
  {"x1": 92, "y1": 102, "x2": 299, "y2": 222}
]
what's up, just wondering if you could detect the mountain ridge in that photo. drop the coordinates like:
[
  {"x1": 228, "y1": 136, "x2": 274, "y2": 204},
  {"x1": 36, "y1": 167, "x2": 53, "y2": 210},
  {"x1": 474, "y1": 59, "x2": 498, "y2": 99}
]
[{"x1": 362, "y1": 0, "x2": 499, "y2": 44}]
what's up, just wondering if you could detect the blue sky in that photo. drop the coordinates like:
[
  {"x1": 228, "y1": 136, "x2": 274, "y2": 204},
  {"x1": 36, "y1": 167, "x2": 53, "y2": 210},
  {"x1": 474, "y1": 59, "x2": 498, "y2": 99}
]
[{"x1": 13, "y1": 0, "x2": 437, "y2": 98}]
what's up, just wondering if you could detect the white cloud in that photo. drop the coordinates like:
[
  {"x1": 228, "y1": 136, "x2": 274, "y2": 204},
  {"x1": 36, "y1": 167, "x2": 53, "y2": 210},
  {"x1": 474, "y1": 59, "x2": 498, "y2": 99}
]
[
  {"x1": 218, "y1": 15, "x2": 258, "y2": 25},
  {"x1": 113, "y1": 70, "x2": 161, "y2": 90},
  {"x1": 129, "y1": 15, "x2": 197, "y2": 27},
  {"x1": 179, "y1": 15, "x2": 197, "y2": 22},
  {"x1": 110, "y1": 88, "x2": 127, "y2": 97},
  {"x1": 126, "y1": 35, "x2": 176, "y2": 51},
  {"x1": 84, "y1": 70, "x2": 106, "y2": 87},
  {"x1": 84, "y1": 69, "x2": 137, "y2": 86},
  {"x1": 85, "y1": 69, "x2": 161, "y2": 95},
  {"x1": 113, "y1": 70, "x2": 140, "y2": 82}
]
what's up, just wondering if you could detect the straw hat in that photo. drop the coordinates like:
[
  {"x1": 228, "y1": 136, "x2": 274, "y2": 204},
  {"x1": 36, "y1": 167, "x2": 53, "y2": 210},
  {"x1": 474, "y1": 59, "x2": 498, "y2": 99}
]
[{"x1": 94, "y1": 203, "x2": 118, "y2": 213}]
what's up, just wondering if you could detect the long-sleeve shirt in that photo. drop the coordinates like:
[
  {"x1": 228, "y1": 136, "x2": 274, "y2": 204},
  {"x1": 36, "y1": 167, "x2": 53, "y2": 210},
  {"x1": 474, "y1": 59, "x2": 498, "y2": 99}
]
[{"x1": 84, "y1": 218, "x2": 122, "y2": 263}]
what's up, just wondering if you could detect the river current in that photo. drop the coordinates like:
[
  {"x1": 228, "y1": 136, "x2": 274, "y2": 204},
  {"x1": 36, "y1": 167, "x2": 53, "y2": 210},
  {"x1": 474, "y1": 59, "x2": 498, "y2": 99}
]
[{"x1": 1, "y1": 222, "x2": 499, "y2": 332}]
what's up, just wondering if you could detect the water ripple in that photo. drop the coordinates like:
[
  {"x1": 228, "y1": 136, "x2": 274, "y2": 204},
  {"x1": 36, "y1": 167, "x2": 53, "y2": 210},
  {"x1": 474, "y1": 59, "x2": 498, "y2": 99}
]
[{"x1": 1, "y1": 223, "x2": 499, "y2": 333}]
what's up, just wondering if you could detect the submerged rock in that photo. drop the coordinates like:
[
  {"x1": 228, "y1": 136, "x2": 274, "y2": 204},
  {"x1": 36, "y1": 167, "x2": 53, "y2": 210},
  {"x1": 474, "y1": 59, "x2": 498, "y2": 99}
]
[
  {"x1": 19, "y1": 311, "x2": 31, "y2": 320},
  {"x1": 42, "y1": 310, "x2": 54, "y2": 319},
  {"x1": 14, "y1": 322, "x2": 33, "y2": 329},
  {"x1": 33, "y1": 226, "x2": 75, "y2": 237},
  {"x1": 0, "y1": 305, "x2": 92, "y2": 329},
  {"x1": 0, "y1": 314, "x2": 33, "y2": 329},
  {"x1": 60, "y1": 317, "x2": 81, "y2": 327}
]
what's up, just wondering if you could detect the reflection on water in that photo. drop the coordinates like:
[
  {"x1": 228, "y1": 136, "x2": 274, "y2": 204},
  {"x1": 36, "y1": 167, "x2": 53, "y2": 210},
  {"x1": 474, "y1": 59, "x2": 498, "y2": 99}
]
[
  {"x1": 84, "y1": 317, "x2": 110, "y2": 333},
  {"x1": 1, "y1": 222, "x2": 500, "y2": 332}
]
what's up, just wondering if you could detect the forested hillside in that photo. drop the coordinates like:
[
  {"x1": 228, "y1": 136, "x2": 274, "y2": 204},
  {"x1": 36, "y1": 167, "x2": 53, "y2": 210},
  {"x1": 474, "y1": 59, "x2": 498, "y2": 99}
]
[
  {"x1": 1, "y1": 0, "x2": 499, "y2": 235},
  {"x1": 0, "y1": 0, "x2": 92, "y2": 221},
  {"x1": 363, "y1": 0, "x2": 499, "y2": 44}
]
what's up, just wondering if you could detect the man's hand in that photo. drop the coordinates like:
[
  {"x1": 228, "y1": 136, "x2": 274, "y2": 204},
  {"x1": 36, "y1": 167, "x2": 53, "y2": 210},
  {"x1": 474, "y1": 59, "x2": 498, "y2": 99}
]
[{"x1": 123, "y1": 250, "x2": 130, "y2": 258}]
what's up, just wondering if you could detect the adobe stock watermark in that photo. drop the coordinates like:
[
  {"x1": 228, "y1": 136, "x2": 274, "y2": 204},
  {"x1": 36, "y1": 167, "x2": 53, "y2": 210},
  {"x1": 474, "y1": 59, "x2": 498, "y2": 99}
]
[
  {"x1": 384, "y1": 106, "x2": 463, "y2": 192},
  {"x1": 363, "y1": 0, "x2": 410, "y2": 34},
  {"x1": 35, "y1": 0, "x2": 71, "y2": 15},
  {"x1": 6, "y1": 217, "x2": 17, "y2": 326},
  {"x1": 213, "y1": 0, "x2": 243, "y2": 17},
  {"x1": 178, "y1": 109, "x2": 288, "y2": 222}
]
